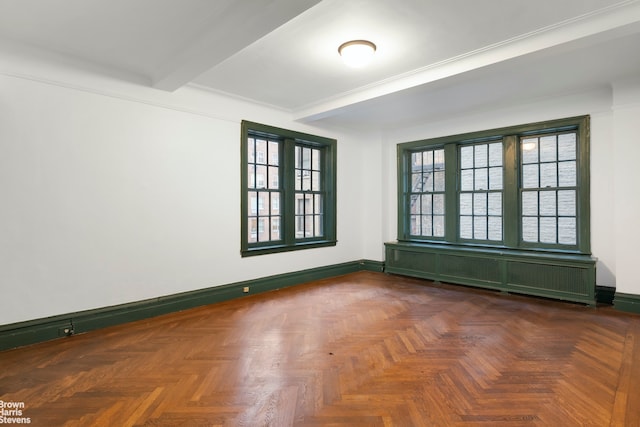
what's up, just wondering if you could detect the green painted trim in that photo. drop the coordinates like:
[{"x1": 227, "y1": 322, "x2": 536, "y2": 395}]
[
  {"x1": 240, "y1": 120, "x2": 337, "y2": 257},
  {"x1": 358, "y1": 259, "x2": 385, "y2": 272},
  {"x1": 384, "y1": 241, "x2": 597, "y2": 305},
  {"x1": 0, "y1": 260, "x2": 381, "y2": 352},
  {"x1": 596, "y1": 286, "x2": 615, "y2": 305},
  {"x1": 613, "y1": 293, "x2": 640, "y2": 314},
  {"x1": 395, "y1": 115, "x2": 591, "y2": 255}
]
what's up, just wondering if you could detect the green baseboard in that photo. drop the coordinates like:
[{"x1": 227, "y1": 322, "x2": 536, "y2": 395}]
[
  {"x1": 613, "y1": 292, "x2": 640, "y2": 314},
  {"x1": 596, "y1": 286, "x2": 616, "y2": 305},
  {"x1": 0, "y1": 259, "x2": 384, "y2": 352}
]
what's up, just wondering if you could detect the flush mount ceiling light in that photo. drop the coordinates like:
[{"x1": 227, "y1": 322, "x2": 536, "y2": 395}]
[{"x1": 338, "y1": 40, "x2": 376, "y2": 68}]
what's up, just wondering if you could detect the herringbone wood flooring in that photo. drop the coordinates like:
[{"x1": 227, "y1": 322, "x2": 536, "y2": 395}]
[{"x1": 1, "y1": 272, "x2": 640, "y2": 426}]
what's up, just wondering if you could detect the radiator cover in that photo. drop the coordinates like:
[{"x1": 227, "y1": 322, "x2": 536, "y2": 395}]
[{"x1": 385, "y1": 242, "x2": 596, "y2": 305}]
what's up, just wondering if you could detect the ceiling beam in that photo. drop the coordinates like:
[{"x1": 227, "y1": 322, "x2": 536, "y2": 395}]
[{"x1": 151, "y1": 0, "x2": 321, "y2": 92}]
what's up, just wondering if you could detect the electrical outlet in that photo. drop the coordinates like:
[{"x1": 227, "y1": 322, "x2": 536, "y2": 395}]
[
  {"x1": 243, "y1": 287, "x2": 249, "y2": 293},
  {"x1": 58, "y1": 326, "x2": 74, "y2": 337}
]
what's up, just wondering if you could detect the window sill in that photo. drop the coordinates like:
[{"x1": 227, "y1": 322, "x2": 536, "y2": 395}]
[{"x1": 241, "y1": 240, "x2": 337, "y2": 257}]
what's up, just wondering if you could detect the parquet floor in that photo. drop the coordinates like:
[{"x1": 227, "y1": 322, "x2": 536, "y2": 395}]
[{"x1": 1, "y1": 271, "x2": 640, "y2": 426}]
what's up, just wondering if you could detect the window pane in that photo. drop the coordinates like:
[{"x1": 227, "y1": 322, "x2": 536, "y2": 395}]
[
  {"x1": 271, "y1": 217, "x2": 280, "y2": 240},
  {"x1": 314, "y1": 194, "x2": 323, "y2": 214},
  {"x1": 558, "y1": 161, "x2": 576, "y2": 187},
  {"x1": 295, "y1": 146, "x2": 301, "y2": 168},
  {"x1": 421, "y1": 194, "x2": 432, "y2": 214},
  {"x1": 412, "y1": 173, "x2": 423, "y2": 192},
  {"x1": 475, "y1": 145, "x2": 488, "y2": 168},
  {"x1": 248, "y1": 192, "x2": 258, "y2": 215},
  {"x1": 422, "y1": 216, "x2": 433, "y2": 237},
  {"x1": 268, "y1": 141, "x2": 279, "y2": 165},
  {"x1": 302, "y1": 171, "x2": 311, "y2": 191},
  {"x1": 295, "y1": 194, "x2": 304, "y2": 215},
  {"x1": 423, "y1": 150, "x2": 434, "y2": 172},
  {"x1": 410, "y1": 215, "x2": 420, "y2": 235},
  {"x1": 558, "y1": 190, "x2": 576, "y2": 216},
  {"x1": 540, "y1": 163, "x2": 557, "y2": 188},
  {"x1": 311, "y1": 148, "x2": 320, "y2": 170},
  {"x1": 473, "y1": 193, "x2": 487, "y2": 215},
  {"x1": 248, "y1": 165, "x2": 256, "y2": 189},
  {"x1": 558, "y1": 218, "x2": 577, "y2": 245},
  {"x1": 539, "y1": 191, "x2": 556, "y2": 216},
  {"x1": 488, "y1": 217, "x2": 502, "y2": 241},
  {"x1": 268, "y1": 166, "x2": 279, "y2": 189},
  {"x1": 256, "y1": 165, "x2": 267, "y2": 189},
  {"x1": 423, "y1": 171, "x2": 434, "y2": 192},
  {"x1": 433, "y1": 194, "x2": 445, "y2": 215},
  {"x1": 489, "y1": 167, "x2": 503, "y2": 190},
  {"x1": 522, "y1": 164, "x2": 539, "y2": 188},
  {"x1": 256, "y1": 139, "x2": 267, "y2": 164},
  {"x1": 433, "y1": 215, "x2": 445, "y2": 237},
  {"x1": 460, "y1": 216, "x2": 473, "y2": 239},
  {"x1": 295, "y1": 169, "x2": 302, "y2": 191},
  {"x1": 539, "y1": 136, "x2": 557, "y2": 162},
  {"x1": 410, "y1": 195, "x2": 420, "y2": 215},
  {"x1": 461, "y1": 146, "x2": 474, "y2": 169},
  {"x1": 271, "y1": 193, "x2": 280, "y2": 215},
  {"x1": 412, "y1": 152, "x2": 422, "y2": 168},
  {"x1": 311, "y1": 171, "x2": 321, "y2": 191},
  {"x1": 258, "y1": 192, "x2": 268, "y2": 214},
  {"x1": 434, "y1": 149, "x2": 445, "y2": 170},
  {"x1": 302, "y1": 147, "x2": 311, "y2": 169},
  {"x1": 434, "y1": 171, "x2": 445, "y2": 192},
  {"x1": 522, "y1": 217, "x2": 538, "y2": 242},
  {"x1": 522, "y1": 138, "x2": 538, "y2": 163},
  {"x1": 474, "y1": 168, "x2": 488, "y2": 190},
  {"x1": 489, "y1": 142, "x2": 503, "y2": 166},
  {"x1": 540, "y1": 217, "x2": 557, "y2": 243},
  {"x1": 558, "y1": 133, "x2": 576, "y2": 161},
  {"x1": 248, "y1": 139, "x2": 255, "y2": 163},
  {"x1": 461, "y1": 170, "x2": 474, "y2": 191},
  {"x1": 460, "y1": 193, "x2": 472, "y2": 215},
  {"x1": 314, "y1": 215, "x2": 323, "y2": 237},
  {"x1": 522, "y1": 191, "x2": 538, "y2": 216},
  {"x1": 248, "y1": 218, "x2": 258, "y2": 243},
  {"x1": 474, "y1": 216, "x2": 487, "y2": 240},
  {"x1": 488, "y1": 193, "x2": 502, "y2": 216}
]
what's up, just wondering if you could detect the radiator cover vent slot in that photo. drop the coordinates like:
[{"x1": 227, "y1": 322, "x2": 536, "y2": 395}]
[{"x1": 507, "y1": 261, "x2": 589, "y2": 296}]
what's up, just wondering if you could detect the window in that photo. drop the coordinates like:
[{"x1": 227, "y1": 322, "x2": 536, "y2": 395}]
[
  {"x1": 397, "y1": 116, "x2": 590, "y2": 254},
  {"x1": 409, "y1": 148, "x2": 445, "y2": 238},
  {"x1": 459, "y1": 141, "x2": 503, "y2": 242},
  {"x1": 241, "y1": 121, "x2": 336, "y2": 256}
]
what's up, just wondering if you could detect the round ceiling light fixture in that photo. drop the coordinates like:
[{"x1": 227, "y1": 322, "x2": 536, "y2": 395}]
[{"x1": 338, "y1": 40, "x2": 376, "y2": 68}]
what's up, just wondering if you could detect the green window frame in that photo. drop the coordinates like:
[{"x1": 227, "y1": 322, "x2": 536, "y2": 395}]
[
  {"x1": 241, "y1": 120, "x2": 337, "y2": 257},
  {"x1": 397, "y1": 116, "x2": 590, "y2": 254}
]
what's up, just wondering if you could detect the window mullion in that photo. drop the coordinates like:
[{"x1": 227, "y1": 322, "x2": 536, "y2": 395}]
[
  {"x1": 503, "y1": 135, "x2": 519, "y2": 248},
  {"x1": 444, "y1": 144, "x2": 458, "y2": 243},
  {"x1": 283, "y1": 138, "x2": 296, "y2": 246}
]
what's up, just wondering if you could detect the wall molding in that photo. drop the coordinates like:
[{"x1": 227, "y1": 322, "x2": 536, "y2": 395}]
[
  {"x1": 613, "y1": 292, "x2": 640, "y2": 314},
  {"x1": 0, "y1": 260, "x2": 384, "y2": 352}
]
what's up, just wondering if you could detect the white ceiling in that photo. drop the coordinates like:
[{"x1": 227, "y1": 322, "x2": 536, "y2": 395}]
[{"x1": 1, "y1": 0, "x2": 639, "y2": 130}]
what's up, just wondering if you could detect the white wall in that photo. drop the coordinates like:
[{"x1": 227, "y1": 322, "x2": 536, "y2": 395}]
[
  {"x1": 379, "y1": 87, "x2": 621, "y2": 289},
  {"x1": 612, "y1": 78, "x2": 640, "y2": 296},
  {"x1": 2, "y1": 45, "x2": 639, "y2": 326},
  {"x1": 0, "y1": 55, "x2": 367, "y2": 325}
]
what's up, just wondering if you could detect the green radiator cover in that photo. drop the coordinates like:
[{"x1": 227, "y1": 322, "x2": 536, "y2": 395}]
[{"x1": 385, "y1": 242, "x2": 596, "y2": 305}]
